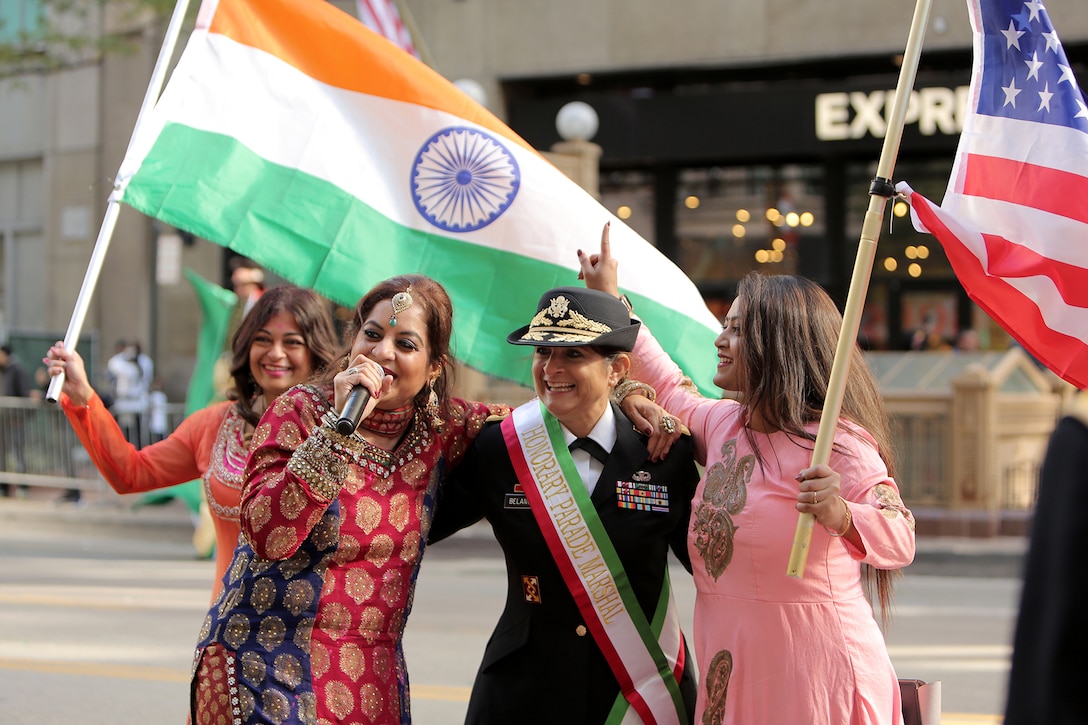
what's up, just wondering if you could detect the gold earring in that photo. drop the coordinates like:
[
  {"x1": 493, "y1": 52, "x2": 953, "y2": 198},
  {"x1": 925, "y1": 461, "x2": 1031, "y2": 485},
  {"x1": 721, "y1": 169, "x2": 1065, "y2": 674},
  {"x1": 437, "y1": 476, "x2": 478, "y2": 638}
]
[{"x1": 426, "y1": 377, "x2": 442, "y2": 429}]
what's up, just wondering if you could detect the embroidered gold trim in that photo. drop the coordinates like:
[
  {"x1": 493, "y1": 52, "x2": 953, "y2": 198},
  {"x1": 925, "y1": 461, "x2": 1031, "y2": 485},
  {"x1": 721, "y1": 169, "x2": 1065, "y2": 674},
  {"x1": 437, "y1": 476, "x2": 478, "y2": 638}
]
[
  {"x1": 286, "y1": 422, "x2": 349, "y2": 501},
  {"x1": 205, "y1": 407, "x2": 248, "y2": 522},
  {"x1": 526, "y1": 295, "x2": 613, "y2": 338},
  {"x1": 311, "y1": 404, "x2": 431, "y2": 482},
  {"x1": 520, "y1": 329, "x2": 600, "y2": 343}
]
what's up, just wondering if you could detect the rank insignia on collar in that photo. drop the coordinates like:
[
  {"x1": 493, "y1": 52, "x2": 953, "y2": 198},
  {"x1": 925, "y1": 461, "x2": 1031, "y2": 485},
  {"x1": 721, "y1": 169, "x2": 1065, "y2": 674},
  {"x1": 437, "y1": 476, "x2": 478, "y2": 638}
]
[{"x1": 522, "y1": 575, "x2": 542, "y2": 603}]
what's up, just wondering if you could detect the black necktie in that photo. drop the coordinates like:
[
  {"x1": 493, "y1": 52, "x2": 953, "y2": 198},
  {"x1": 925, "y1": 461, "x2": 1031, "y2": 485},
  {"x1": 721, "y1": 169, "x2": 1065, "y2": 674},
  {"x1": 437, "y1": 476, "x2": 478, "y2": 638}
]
[{"x1": 569, "y1": 437, "x2": 608, "y2": 464}]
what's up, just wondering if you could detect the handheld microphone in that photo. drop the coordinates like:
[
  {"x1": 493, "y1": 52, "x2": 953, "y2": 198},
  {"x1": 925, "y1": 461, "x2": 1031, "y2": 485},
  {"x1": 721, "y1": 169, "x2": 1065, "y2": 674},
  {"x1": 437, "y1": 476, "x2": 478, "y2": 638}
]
[{"x1": 336, "y1": 385, "x2": 372, "y2": 436}]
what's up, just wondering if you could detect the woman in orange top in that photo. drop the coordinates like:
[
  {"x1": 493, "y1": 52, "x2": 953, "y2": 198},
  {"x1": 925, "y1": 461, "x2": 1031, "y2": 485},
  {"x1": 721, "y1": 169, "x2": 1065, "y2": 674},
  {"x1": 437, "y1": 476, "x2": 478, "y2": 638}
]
[{"x1": 44, "y1": 285, "x2": 340, "y2": 598}]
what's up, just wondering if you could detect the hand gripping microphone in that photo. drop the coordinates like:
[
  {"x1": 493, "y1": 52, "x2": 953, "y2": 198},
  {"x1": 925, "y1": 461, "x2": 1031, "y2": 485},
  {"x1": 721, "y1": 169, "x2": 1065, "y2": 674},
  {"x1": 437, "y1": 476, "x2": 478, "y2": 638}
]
[{"x1": 336, "y1": 386, "x2": 371, "y2": 436}]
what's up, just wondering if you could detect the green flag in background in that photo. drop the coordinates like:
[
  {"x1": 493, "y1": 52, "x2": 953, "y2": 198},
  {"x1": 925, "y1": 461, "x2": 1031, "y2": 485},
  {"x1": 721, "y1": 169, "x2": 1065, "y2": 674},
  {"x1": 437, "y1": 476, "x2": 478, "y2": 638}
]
[
  {"x1": 139, "y1": 270, "x2": 237, "y2": 513},
  {"x1": 183, "y1": 269, "x2": 238, "y2": 415}
]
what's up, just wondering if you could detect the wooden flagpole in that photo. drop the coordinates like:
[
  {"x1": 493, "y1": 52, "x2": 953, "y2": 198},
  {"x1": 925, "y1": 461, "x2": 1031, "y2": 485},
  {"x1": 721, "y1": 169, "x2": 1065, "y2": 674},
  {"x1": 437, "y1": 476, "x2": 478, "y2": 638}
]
[
  {"x1": 46, "y1": 0, "x2": 193, "y2": 404},
  {"x1": 786, "y1": 0, "x2": 934, "y2": 577}
]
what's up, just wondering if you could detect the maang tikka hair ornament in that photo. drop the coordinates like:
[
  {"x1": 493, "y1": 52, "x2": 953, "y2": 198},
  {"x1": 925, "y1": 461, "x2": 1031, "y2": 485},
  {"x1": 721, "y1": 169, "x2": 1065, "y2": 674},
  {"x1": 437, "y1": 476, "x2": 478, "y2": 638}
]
[{"x1": 389, "y1": 285, "x2": 414, "y2": 326}]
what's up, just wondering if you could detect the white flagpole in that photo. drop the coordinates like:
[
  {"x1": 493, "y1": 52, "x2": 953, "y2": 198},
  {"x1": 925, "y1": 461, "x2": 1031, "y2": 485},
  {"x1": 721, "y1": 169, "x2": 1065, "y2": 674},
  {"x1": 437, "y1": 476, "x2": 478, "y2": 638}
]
[
  {"x1": 46, "y1": 0, "x2": 193, "y2": 404},
  {"x1": 786, "y1": 0, "x2": 934, "y2": 577}
]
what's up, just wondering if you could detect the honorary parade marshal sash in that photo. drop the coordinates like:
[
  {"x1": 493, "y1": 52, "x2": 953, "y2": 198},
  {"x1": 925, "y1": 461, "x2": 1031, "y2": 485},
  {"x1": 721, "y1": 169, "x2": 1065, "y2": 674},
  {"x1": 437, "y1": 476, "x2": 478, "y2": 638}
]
[{"x1": 502, "y1": 400, "x2": 688, "y2": 725}]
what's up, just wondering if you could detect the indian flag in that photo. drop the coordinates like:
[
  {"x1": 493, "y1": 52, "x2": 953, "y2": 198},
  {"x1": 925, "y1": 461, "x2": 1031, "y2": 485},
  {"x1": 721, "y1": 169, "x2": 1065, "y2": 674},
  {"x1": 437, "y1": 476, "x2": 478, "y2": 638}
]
[{"x1": 114, "y1": 0, "x2": 720, "y2": 393}]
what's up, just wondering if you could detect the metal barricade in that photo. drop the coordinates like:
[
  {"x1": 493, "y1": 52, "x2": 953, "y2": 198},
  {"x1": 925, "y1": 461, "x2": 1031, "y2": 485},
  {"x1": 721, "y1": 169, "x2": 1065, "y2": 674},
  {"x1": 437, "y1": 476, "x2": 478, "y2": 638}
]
[
  {"x1": 890, "y1": 411, "x2": 950, "y2": 506},
  {"x1": 0, "y1": 396, "x2": 187, "y2": 491}
]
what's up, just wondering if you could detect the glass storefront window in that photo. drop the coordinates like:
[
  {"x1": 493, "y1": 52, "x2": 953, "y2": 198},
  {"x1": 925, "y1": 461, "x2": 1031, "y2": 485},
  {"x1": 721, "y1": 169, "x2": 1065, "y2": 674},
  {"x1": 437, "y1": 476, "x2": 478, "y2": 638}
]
[
  {"x1": 673, "y1": 164, "x2": 825, "y2": 286},
  {"x1": 600, "y1": 170, "x2": 657, "y2": 246},
  {"x1": 845, "y1": 157, "x2": 1011, "y2": 351},
  {"x1": 847, "y1": 158, "x2": 956, "y2": 283},
  {"x1": 600, "y1": 164, "x2": 826, "y2": 317},
  {"x1": 597, "y1": 159, "x2": 1010, "y2": 350}
]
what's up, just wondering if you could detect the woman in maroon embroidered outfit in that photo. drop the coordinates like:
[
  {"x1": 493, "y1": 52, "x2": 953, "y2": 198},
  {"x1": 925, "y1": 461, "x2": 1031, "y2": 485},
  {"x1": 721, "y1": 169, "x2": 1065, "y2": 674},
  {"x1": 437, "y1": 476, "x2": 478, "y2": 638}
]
[
  {"x1": 190, "y1": 274, "x2": 509, "y2": 725},
  {"x1": 44, "y1": 286, "x2": 340, "y2": 600}
]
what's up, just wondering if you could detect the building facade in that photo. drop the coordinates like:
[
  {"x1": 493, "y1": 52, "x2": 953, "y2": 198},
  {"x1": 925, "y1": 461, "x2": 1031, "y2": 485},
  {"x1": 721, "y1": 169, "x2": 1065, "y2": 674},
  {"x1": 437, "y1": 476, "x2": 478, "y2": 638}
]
[
  {"x1": 2, "y1": 0, "x2": 1087, "y2": 397},
  {"x1": 405, "y1": 0, "x2": 1088, "y2": 350}
]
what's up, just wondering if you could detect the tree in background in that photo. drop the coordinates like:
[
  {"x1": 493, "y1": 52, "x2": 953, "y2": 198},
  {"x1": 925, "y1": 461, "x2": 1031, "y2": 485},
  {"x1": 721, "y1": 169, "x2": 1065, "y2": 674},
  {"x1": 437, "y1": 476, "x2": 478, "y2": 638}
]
[{"x1": 0, "y1": 0, "x2": 176, "y2": 79}]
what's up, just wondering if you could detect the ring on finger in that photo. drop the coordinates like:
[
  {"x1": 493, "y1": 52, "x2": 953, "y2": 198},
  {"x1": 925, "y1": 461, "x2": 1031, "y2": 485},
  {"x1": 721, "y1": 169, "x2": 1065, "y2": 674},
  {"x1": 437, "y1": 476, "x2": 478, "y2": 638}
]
[
  {"x1": 661, "y1": 416, "x2": 676, "y2": 434},
  {"x1": 812, "y1": 493, "x2": 819, "y2": 505},
  {"x1": 346, "y1": 367, "x2": 359, "y2": 376}
]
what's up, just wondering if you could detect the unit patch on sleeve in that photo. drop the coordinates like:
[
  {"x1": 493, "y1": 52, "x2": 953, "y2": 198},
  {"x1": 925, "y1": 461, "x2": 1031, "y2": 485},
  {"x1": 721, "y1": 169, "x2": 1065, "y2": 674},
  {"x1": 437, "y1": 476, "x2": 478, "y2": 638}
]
[{"x1": 522, "y1": 575, "x2": 542, "y2": 603}]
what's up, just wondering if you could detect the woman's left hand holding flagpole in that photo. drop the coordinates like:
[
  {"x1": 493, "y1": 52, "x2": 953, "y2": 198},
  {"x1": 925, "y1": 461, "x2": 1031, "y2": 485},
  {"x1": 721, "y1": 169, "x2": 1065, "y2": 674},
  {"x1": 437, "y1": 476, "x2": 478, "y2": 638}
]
[
  {"x1": 45, "y1": 0, "x2": 194, "y2": 403},
  {"x1": 785, "y1": 0, "x2": 934, "y2": 577}
]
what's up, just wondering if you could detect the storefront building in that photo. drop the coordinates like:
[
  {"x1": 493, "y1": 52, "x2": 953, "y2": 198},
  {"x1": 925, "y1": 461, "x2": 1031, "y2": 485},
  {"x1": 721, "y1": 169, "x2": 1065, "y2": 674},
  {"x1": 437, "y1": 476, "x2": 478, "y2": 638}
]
[
  {"x1": 3, "y1": 0, "x2": 1088, "y2": 396},
  {"x1": 504, "y1": 49, "x2": 1087, "y2": 350},
  {"x1": 409, "y1": 0, "x2": 1088, "y2": 353}
]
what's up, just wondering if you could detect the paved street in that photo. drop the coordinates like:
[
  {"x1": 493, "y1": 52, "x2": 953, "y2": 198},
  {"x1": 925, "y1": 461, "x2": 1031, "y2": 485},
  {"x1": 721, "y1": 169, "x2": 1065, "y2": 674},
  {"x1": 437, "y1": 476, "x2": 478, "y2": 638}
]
[{"x1": 0, "y1": 493, "x2": 1023, "y2": 724}]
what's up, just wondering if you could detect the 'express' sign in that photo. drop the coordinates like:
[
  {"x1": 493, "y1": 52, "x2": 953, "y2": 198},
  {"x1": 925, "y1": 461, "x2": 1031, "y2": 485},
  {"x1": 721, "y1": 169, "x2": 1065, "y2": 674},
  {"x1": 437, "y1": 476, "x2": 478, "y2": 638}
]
[{"x1": 816, "y1": 87, "x2": 970, "y2": 140}]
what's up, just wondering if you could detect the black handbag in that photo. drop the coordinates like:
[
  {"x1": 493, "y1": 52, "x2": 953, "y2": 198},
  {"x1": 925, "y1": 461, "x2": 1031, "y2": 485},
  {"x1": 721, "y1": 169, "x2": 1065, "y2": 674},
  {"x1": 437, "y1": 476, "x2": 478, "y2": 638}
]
[{"x1": 899, "y1": 679, "x2": 941, "y2": 725}]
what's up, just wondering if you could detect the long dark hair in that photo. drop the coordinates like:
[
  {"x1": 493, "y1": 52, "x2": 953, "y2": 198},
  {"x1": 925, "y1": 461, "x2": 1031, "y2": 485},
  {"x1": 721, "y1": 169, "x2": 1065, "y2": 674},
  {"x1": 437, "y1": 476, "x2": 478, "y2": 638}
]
[
  {"x1": 324, "y1": 274, "x2": 456, "y2": 421},
  {"x1": 734, "y1": 272, "x2": 900, "y2": 618},
  {"x1": 228, "y1": 286, "x2": 340, "y2": 425}
]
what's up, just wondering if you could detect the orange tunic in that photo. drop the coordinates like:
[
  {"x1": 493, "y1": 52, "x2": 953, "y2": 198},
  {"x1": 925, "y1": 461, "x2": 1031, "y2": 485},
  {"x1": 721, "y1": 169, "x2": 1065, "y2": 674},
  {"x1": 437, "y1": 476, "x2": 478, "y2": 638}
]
[{"x1": 61, "y1": 393, "x2": 248, "y2": 598}]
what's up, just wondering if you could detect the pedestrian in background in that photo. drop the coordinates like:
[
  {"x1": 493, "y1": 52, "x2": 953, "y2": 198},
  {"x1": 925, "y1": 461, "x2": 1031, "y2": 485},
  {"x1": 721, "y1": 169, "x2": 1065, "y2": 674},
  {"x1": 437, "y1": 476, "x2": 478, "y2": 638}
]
[
  {"x1": 147, "y1": 378, "x2": 168, "y2": 444},
  {"x1": 229, "y1": 256, "x2": 266, "y2": 318},
  {"x1": 954, "y1": 328, "x2": 981, "y2": 352},
  {"x1": 0, "y1": 343, "x2": 32, "y2": 497},
  {"x1": 106, "y1": 341, "x2": 149, "y2": 447},
  {"x1": 213, "y1": 257, "x2": 268, "y2": 401}
]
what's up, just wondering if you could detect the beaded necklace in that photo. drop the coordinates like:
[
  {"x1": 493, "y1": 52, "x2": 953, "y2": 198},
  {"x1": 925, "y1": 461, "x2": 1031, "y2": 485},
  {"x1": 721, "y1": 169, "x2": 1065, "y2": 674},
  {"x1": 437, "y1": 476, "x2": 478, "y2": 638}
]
[{"x1": 358, "y1": 404, "x2": 415, "y2": 437}]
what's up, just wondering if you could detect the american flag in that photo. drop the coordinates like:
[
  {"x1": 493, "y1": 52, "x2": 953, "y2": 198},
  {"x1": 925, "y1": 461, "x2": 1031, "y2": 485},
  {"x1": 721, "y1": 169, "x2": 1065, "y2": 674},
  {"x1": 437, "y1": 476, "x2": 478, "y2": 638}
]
[
  {"x1": 899, "y1": 0, "x2": 1088, "y2": 389},
  {"x1": 355, "y1": 0, "x2": 420, "y2": 59}
]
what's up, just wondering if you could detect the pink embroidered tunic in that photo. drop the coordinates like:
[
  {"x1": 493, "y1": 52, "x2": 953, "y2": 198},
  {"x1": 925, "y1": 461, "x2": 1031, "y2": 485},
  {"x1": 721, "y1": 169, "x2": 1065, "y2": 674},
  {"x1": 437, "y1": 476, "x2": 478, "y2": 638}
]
[
  {"x1": 632, "y1": 327, "x2": 916, "y2": 725},
  {"x1": 62, "y1": 394, "x2": 248, "y2": 599},
  {"x1": 190, "y1": 384, "x2": 507, "y2": 725}
]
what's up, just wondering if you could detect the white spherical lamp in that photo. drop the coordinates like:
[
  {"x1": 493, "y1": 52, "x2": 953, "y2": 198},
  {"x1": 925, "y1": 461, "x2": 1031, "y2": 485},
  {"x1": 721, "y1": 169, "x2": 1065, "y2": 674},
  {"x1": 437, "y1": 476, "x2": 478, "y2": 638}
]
[
  {"x1": 556, "y1": 101, "x2": 599, "y2": 142},
  {"x1": 453, "y1": 78, "x2": 488, "y2": 107}
]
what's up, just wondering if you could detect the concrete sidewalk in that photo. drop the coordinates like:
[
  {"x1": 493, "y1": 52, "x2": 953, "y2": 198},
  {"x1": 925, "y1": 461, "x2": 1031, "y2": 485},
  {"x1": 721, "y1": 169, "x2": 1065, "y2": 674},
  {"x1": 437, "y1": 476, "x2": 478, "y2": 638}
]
[{"x1": 0, "y1": 485, "x2": 1029, "y2": 578}]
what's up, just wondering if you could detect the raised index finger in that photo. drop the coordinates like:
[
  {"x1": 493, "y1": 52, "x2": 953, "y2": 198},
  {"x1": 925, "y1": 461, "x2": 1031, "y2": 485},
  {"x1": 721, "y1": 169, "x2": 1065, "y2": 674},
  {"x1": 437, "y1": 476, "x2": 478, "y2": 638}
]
[{"x1": 599, "y1": 221, "x2": 612, "y2": 260}]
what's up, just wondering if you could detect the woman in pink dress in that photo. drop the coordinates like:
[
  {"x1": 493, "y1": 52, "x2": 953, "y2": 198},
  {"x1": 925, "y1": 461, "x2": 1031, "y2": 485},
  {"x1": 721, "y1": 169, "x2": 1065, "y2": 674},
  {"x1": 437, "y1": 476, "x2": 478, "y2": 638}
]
[
  {"x1": 189, "y1": 274, "x2": 510, "y2": 725},
  {"x1": 580, "y1": 233, "x2": 915, "y2": 724},
  {"x1": 45, "y1": 285, "x2": 341, "y2": 600}
]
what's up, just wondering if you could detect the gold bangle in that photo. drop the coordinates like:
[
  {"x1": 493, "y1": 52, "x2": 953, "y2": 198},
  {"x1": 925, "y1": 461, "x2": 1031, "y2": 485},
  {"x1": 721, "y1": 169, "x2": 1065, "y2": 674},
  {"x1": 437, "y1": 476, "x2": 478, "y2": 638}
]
[
  {"x1": 610, "y1": 379, "x2": 656, "y2": 405},
  {"x1": 824, "y1": 497, "x2": 852, "y2": 538}
]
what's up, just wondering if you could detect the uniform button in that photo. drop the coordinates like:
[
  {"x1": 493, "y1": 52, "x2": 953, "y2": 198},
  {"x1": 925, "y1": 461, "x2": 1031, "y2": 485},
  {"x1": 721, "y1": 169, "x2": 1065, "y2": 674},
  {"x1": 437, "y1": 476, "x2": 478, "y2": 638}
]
[{"x1": 575, "y1": 625, "x2": 587, "y2": 637}]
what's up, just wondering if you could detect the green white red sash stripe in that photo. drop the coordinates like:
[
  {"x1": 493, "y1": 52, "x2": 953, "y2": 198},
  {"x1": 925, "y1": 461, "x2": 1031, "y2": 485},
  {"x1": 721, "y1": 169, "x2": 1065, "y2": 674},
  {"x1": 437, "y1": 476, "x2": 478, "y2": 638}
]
[{"x1": 502, "y1": 400, "x2": 687, "y2": 725}]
